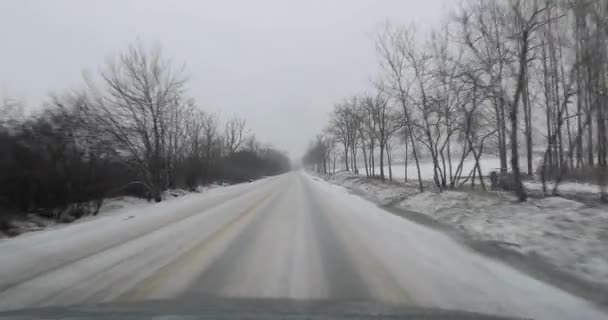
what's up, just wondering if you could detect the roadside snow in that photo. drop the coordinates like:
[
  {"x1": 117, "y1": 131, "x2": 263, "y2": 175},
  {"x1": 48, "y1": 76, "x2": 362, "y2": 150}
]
[
  {"x1": 328, "y1": 171, "x2": 423, "y2": 205},
  {"x1": 311, "y1": 173, "x2": 607, "y2": 319},
  {"x1": 325, "y1": 171, "x2": 608, "y2": 288},
  {"x1": 0, "y1": 185, "x2": 222, "y2": 240},
  {"x1": 402, "y1": 191, "x2": 608, "y2": 286},
  {"x1": 96, "y1": 197, "x2": 150, "y2": 216}
]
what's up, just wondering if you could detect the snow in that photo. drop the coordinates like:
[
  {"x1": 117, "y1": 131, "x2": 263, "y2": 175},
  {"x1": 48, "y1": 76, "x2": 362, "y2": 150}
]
[
  {"x1": 325, "y1": 171, "x2": 608, "y2": 289},
  {"x1": 0, "y1": 185, "x2": 224, "y2": 239},
  {"x1": 366, "y1": 155, "x2": 604, "y2": 195},
  {"x1": 96, "y1": 197, "x2": 150, "y2": 216},
  {"x1": 307, "y1": 174, "x2": 606, "y2": 320},
  {"x1": 366, "y1": 157, "x2": 506, "y2": 181},
  {"x1": 328, "y1": 171, "x2": 422, "y2": 205},
  {"x1": 0, "y1": 172, "x2": 605, "y2": 319},
  {"x1": 525, "y1": 181, "x2": 604, "y2": 194},
  {"x1": 0, "y1": 178, "x2": 273, "y2": 302},
  {"x1": 401, "y1": 192, "x2": 608, "y2": 286}
]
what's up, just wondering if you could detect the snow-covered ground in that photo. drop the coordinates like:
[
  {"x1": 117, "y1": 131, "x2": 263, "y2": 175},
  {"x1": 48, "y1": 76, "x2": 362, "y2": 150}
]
[
  {"x1": 1, "y1": 172, "x2": 605, "y2": 319},
  {"x1": 325, "y1": 171, "x2": 608, "y2": 289},
  {"x1": 524, "y1": 181, "x2": 605, "y2": 194},
  {"x1": 365, "y1": 155, "x2": 605, "y2": 196},
  {"x1": 365, "y1": 157, "x2": 506, "y2": 181},
  {"x1": 0, "y1": 186, "x2": 221, "y2": 239}
]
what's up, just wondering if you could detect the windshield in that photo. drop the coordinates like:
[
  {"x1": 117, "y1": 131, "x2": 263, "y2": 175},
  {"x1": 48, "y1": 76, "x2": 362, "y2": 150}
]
[{"x1": 1, "y1": 1, "x2": 607, "y2": 320}]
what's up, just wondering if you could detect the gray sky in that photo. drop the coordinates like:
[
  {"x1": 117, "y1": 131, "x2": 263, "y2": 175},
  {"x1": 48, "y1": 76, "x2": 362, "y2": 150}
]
[{"x1": 0, "y1": 0, "x2": 450, "y2": 157}]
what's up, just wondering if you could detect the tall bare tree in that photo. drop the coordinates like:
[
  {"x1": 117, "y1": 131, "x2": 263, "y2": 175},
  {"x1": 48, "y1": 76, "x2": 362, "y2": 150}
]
[
  {"x1": 83, "y1": 43, "x2": 187, "y2": 201},
  {"x1": 224, "y1": 116, "x2": 247, "y2": 155}
]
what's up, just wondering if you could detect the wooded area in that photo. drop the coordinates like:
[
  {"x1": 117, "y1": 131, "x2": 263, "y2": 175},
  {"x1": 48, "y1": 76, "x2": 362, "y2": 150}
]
[
  {"x1": 303, "y1": 0, "x2": 608, "y2": 201},
  {"x1": 0, "y1": 43, "x2": 290, "y2": 222}
]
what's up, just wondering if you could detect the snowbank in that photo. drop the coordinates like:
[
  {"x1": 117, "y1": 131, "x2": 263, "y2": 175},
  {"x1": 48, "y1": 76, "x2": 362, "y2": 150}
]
[
  {"x1": 327, "y1": 171, "x2": 424, "y2": 205},
  {"x1": 0, "y1": 185, "x2": 222, "y2": 239},
  {"x1": 401, "y1": 191, "x2": 608, "y2": 286},
  {"x1": 324, "y1": 171, "x2": 608, "y2": 288}
]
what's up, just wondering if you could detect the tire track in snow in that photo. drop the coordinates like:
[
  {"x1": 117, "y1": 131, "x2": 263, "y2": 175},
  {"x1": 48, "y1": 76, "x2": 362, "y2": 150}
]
[
  {"x1": 302, "y1": 175, "x2": 415, "y2": 305},
  {"x1": 180, "y1": 183, "x2": 291, "y2": 297},
  {"x1": 300, "y1": 176, "x2": 376, "y2": 301},
  {"x1": 0, "y1": 178, "x2": 283, "y2": 310},
  {"x1": 0, "y1": 185, "x2": 254, "y2": 295},
  {"x1": 117, "y1": 189, "x2": 280, "y2": 301}
]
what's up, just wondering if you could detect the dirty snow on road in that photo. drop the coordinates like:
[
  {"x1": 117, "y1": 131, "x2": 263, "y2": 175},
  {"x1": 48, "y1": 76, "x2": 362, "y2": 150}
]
[{"x1": 0, "y1": 172, "x2": 605, "y2": 320}]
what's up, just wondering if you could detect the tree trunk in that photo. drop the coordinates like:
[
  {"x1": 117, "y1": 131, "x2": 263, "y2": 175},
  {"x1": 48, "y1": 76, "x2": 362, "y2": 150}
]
[
  {"x1": 404, "y1": 137, "x2": 409, "y2": 182},
  {"x1": 523, "y1": 65, "x2": 533, "y2": 176},
  {"x1": 332, "y1": 149, "x2": 337, "y2": 174},
  {"x1": 352, "y1": 145, "x2": 358, "y2": 173},
  {"x1": 471, "y1": 162, "x2": 476, "y2": 187},
  {"x1": 343, "y1": 144, "x2": 349, "y2": 171},
  {"x1": 499, "y1": 96, "x2": 508, "y2": 173},
  {"x1": 362, "y1": 141, "x2": 369, "y2": 177},
  {"x1": 446, "y1": 134, "x2": 453, "y2": 183},
  {"x1": 510, "y1": 31, "x2": 530, "y2": 202},
  {"x1": 399, "y1": 96, "x2": 423, "y2": 191},
  {"x1": 576, "y1": 60, "x2": 584, "y2": 168},
  {"x1": 379, "y1": 142, "x2": 385, "y2": 180},
  {"x1": 548, "y1": 14, "x2": 565, "y2": 171},
  {"x1": 387, "y1": 143, "x2": 393, "y2": 181},
  {"x1": 476, "y1": 140, "x2": 486, "y2": 190},
  {"x1": 598, "y1": 92, "x2": 606, "y2": 167},
  {"x1": 409, "y1": 130, "x2": 423, "y2": 191},
  {"x1": 557, "y1": 40, "x2": 574, "y2": 170},
  {"x1": 542, "y1": 38, "x2": 555, "y2": 171},
  {"x1": 574, "y1": 0, "x2": 584, "y2": 168},
  {"x1": 587, "y1": 66, "x2": 594, "y2": 166},
  {"x1": 511, "y1": 106, "x2": 526, "y2": 201},
  {"x1": 370, "y1": 140, "x2": 375, "y2": 176}
]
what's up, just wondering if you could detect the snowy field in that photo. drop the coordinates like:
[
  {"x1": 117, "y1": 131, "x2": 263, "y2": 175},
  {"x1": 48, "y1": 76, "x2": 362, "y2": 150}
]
[
  {"x1": 367, "y1": 157, "x2": 505, "y2": 181},
  {"x1": 326, "y1": 171, "x2": 608, "y2": 289},
  {"x1": 365, "y1": 156, "x2": 605, "y2": 195},
  {"x1": 524, "y1": 181, "x2": 605, "y2": 194}
]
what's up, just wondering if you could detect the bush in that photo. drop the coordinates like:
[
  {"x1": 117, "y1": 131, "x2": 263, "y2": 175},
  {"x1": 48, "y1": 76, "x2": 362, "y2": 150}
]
[{"x1": 0, "y1": 109, "x2": 138, "y2": 220}]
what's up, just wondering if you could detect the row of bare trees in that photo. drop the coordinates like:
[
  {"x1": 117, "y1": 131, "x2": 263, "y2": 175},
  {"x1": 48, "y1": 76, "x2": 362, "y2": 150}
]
[
  {"x1": 305, "y1": 0, "x2": 608, "y2": 202},
  {"x1": 0, "y1": 43, "x2": 290, "y2": 222}
]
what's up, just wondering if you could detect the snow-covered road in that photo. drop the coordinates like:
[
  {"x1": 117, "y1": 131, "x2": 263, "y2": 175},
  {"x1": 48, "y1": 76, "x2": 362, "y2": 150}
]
[{"x1": 0, "y1": 172, "x2": 605, "y2": 319}]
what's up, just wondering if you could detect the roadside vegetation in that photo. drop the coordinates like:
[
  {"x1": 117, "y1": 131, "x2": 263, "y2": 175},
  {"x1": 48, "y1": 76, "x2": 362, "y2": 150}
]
[
  {"x1": 303, "y1": 0, "x2": 608, "y2": 201},
  {"x1": 303, "y1": 0, "x2": 608, "y2": 297},
  {"x1": 0, "y1": 43, "x2": 290, "y2": 236}
]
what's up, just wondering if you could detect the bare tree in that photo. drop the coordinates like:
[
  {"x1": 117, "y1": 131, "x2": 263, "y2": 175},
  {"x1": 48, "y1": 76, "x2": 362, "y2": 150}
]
[
  {"x1": 0, "y1": 96, "x2": 24, "y2": 129},
  {"x1": 459, "y1": 0, "x2": 547, "y2": 201},
  {"x1": 83, "y1": 42, "x2": 187, "y2": 201},
  {"x1": 376, "y1": 24, "x2": 424, "y2": 191},
  {"x1": 307, "y1": 0, "x2": 608, "y2": 202},
  {"x1": 329, "y1": 101, "x2": 359, "y2": 172},
  {"x1": 363, "y1": 86, "x2": 399, "y2": 180},
  {"x1": 224, "y1": 116, "x2": 247, "y2": 155}
]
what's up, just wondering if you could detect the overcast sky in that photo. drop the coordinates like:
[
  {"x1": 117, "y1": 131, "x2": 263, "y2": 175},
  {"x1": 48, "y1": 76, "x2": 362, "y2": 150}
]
[{"x1": 0, "y1": 0, "x2": 451, "y2": 158}]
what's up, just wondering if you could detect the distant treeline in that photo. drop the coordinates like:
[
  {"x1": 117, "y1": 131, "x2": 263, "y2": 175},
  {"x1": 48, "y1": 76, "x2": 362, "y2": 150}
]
[{"x1": 0, "y1": 43, "x2": 290, "y2": 221}]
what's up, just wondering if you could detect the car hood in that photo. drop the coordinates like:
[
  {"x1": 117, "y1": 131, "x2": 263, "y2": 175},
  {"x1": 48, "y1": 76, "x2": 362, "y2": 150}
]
[{"x1": 0, "y1": 297, "x2": 524, "y2": 320}]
